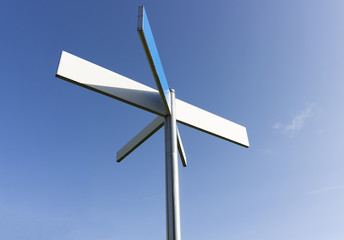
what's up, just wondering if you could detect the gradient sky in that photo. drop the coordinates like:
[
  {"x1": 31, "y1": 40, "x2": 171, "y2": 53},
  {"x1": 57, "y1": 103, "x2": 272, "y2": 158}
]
[{"x1": 1, "y1": 0, "x2": 343, "y2": 239}]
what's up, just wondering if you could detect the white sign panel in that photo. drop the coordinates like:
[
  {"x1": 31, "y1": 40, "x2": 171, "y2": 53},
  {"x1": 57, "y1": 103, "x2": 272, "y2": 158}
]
[{"x1": 56, "y1": 51, "x2": 249, "y2": 148}]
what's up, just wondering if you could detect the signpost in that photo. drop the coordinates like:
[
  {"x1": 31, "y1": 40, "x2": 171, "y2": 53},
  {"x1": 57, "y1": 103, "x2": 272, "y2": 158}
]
[{"x1": 56, "y1": 6, "x2": 249, "y2": 240}]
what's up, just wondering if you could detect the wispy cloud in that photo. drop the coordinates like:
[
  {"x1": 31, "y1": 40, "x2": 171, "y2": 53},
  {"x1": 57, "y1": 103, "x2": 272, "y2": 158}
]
[
  {"x1": 306, "y1": 185, "x2": 342, "y2": 195},
  {"x1": 273, "y1": 104, "x2": 316, "y2": 137}
]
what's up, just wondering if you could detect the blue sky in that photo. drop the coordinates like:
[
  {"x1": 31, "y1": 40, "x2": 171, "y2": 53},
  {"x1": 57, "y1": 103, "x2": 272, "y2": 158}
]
[{"x1": 1, "y1": 0, "x2": 343, "y2": 239}]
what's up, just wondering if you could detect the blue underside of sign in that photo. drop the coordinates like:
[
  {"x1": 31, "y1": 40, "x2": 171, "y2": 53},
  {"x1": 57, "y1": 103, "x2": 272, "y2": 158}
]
[{"x1": 138, "y1": 6, "x2": 171, "y2": 115}]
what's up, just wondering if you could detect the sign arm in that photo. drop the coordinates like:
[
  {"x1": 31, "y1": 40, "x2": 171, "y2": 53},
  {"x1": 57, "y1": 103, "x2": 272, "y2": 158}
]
[
  {"x1": 56, "y1": 51, "x2": 167, "y2": 116},
  {"x1": 116, "y1": 117, "x2": 187, "y2": 166},
  {"x1": 176, "y1": 99, "x2": 250, "y2": 148},
  {"x1": 177, "y1": 127, "x2": 187, "y2": 167},
  {"x1": 117, "y1": 116, "x2": 165, "y2": 162},
  {"x1": 137, "y1": 6, "x2": 171, "y2": 115},
  {"x1": 56, "y1": 51, "x2": 249, "y2": 148}
]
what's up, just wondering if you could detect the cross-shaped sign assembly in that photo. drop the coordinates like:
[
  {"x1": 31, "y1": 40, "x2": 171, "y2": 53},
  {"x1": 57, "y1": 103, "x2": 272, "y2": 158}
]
[{"x1": 56, "y1": 6, "x2": 249, "y2": 240}]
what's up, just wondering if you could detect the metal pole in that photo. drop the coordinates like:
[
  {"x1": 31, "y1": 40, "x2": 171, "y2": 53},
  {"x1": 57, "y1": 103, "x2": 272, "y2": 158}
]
[{"x1": 165, "y1": 89, "x2": 181, "y2": 240}]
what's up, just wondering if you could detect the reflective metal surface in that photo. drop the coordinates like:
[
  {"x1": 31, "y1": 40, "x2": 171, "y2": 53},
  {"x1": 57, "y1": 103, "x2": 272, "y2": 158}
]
[
  {"x1": 165, "y1": 90, "x2": 181, "y2": 240},
  {"x1": 137, "y1": 6, "x2": 171, "y2": 114}
]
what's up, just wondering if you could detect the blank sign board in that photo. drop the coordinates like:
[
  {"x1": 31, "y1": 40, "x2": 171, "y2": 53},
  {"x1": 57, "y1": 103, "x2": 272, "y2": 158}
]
[
  {"x1": 56, "y1": 51, "x2": 166, "y2": 116},
  {"x1": 56, "y1": 51, "x2": 249, "y2": 148},
  {"x1": 137, "y1": 6, "x2": 171, "y2": 115}
]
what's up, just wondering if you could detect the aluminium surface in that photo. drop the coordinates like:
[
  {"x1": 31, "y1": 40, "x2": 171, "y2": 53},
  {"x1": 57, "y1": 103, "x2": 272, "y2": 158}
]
[{"x1": 137, "y1": 6, "x2": 171, "y2": 115}]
